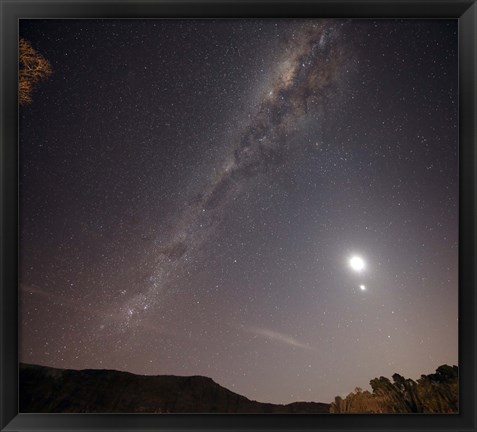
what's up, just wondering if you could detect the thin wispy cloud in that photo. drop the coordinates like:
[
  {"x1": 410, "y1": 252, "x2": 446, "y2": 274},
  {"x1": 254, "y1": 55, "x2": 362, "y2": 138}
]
[{"x1": 243, "y1": 326, "x2": 315, "y2": 351}]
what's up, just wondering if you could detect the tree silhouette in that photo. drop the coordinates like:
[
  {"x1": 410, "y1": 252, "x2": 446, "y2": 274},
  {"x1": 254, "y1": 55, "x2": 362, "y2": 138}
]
[
  {"x1": 330, "y1": 365, "x2": 458, "y2": 413},
  {"x1": 416, "y1": 365, "x2": 458, "y2": 413},
  {"x1": 19, "y1": 38, "x2": 52, "y2": 105}
]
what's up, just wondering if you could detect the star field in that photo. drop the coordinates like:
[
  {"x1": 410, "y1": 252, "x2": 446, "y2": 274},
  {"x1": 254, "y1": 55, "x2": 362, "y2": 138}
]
[{"x1": 19, "y1": 19, "x2": 458, "y2": 404}]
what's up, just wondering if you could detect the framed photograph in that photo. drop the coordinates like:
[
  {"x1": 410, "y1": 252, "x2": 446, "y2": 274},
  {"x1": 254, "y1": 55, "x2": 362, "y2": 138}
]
[{"x1": 1, "y1": 0, "x2": 476, "y2": 431}]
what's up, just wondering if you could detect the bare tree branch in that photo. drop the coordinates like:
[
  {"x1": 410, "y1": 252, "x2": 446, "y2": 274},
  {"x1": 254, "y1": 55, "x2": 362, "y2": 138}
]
[{"x1": 19, "y1": 38, "x2": 52, "y2": 105}]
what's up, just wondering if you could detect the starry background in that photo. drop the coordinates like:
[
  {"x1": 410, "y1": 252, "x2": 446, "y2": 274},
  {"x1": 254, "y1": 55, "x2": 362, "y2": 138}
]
[{"x1": 19, "y1": 19, "x2": 458, "y2": 405}]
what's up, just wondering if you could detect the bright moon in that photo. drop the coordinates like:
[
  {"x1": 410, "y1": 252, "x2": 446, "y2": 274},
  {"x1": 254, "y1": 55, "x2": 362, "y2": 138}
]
[
  {"x1": 359, "y1": 284, "x2": 366, "y2": 291},
  {"x1": 349, "y1": 256, "x2": 365, "y2": 272}
]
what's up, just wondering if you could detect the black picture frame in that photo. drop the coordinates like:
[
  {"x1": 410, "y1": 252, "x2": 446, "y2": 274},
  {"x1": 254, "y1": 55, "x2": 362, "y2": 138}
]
[{"x1": 1, "y1": 0, "x2": 475, "y2": 431}]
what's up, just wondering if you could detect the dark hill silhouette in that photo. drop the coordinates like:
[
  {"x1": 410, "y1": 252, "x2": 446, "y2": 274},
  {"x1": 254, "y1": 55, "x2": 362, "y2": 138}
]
[{"x1": 19, "y1": 363, "x2": 330, "y2": 413}]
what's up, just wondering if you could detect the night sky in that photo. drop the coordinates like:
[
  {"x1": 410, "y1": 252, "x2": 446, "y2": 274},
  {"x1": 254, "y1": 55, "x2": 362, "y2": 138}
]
[{"x1": 19, "y1": 19, "x2": 458, "y2": 405}]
